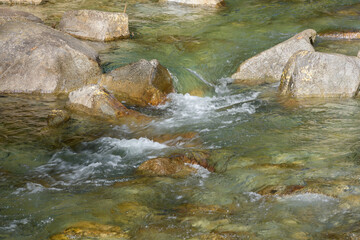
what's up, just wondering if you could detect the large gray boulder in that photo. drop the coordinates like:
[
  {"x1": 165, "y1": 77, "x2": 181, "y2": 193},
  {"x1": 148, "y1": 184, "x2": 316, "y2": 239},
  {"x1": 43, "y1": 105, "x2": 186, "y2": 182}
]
[
  {"x1": 0, "y1": 21, "x2": 101, "y2": 94},
  {"x1": 0, "y1": 8, "x2": 43, "y2": 25},
  {"x1": 67, "y1": 85, "x2": 146, "y2": 120},
  {"x1": 100, "y1": 59, "x2": 174, "y2": 107},
  {"x1": 279, "y1": 50, "x2": 360, "y2": 98},
  {"x1": 58, "y1": 10, "x2": 130, "y2": 42},
  {"x1": 163, "y1": 0, "x2": 225, "y2": 7},
  {"x1": 232, "y1": 29, "x2": 316, "y2": 85},
  {"x1": 0, "y1": 0, "x2": 44, "y2": 5}
]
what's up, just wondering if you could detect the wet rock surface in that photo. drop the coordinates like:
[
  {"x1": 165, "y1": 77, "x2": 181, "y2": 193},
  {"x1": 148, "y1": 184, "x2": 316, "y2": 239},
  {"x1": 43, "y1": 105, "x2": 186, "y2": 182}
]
[
  {"x1": 231, "y1": 29, "x2": 316, "y2": 85},
  {"x1": 137, "y1": 151, "x2": 213, "y2": 177},
  {"x1": 59, "y1": 10, "x2": 130, "y2": 41},
  {"x1": 0, "y1": 21, "x2": 101, "y2": 94},
  {"x1": 0, "y1": 7, "x2": 43, "y2": 24},
  {"x1": 137, "y1": 156, "x2": 197, "y2": 177},
  {"x1": 49, "y1": 221, "x2": 129, "y2": 240},
  {"x1": 47, "y1": 110, "x2": 70, "y2": 127},
  {"x1": 100, "y1": 59, "x2": 174, "y2": 106},
  {"x1": 279, "y1": 50, "x2": 360, "y2": 98},
  {"x1": 66, "y1": 85, "x2": 147, "y2": 121}
]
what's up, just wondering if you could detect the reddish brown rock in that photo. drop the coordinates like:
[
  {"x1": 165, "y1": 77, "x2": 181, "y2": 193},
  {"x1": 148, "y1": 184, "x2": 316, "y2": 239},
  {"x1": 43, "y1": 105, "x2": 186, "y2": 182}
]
[
  {"x1": 66, "y1": 85, "x2": 148, "y2": 122},
  {"x1": 137, "y1": 151, "x2": 213, "y2": 177},
  {"x1": 137, "y1": 157, "x2": 196, "y2": 177},
  {"x1": 100, "y1": 59, "x2": 174, "y2": 107},
  {"x1": 50, "y1": 221, "x2": 129, "y2": 240}
]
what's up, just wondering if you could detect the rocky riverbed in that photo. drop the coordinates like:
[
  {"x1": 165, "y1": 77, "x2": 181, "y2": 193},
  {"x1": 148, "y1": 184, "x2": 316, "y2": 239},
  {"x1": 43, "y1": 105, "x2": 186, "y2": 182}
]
[{"x1": 0, "y1": 0, "x2": 360, "y2": 239}]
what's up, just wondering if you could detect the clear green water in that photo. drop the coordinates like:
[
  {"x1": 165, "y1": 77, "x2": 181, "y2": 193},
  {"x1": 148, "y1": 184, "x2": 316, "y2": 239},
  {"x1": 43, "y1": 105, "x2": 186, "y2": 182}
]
[{"x1": 1, "y1": 0, "x2": 360, "y2": 239}]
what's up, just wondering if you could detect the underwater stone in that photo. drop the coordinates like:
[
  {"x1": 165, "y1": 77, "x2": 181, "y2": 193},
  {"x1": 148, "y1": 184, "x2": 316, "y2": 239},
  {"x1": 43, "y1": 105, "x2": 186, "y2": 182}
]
[
  {"x1": 49, "y1": 221, "x2": 129, "y2": 240},
  {"x1": 59, "y1": 10, "x2": 130, "y2": 41},
  {"x1": 232, "y1": 29, "x2": 316, "y2": 85},
  {"x1": 47, "y1": 110, "x2": 70, "y2": 127}
]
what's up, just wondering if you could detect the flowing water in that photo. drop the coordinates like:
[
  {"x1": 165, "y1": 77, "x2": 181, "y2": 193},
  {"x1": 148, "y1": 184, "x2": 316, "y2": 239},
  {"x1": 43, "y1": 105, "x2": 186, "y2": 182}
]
[{"x1": 1, "y1": 0, "x2": 360, "y2": 239}]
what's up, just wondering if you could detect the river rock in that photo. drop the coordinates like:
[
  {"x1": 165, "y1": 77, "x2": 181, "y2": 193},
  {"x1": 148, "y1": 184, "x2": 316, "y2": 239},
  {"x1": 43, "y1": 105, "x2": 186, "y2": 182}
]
[
  {"x1": 50, "y1": 221, "x2": 129, "y2": 240},
  {"x1": 58, "y1": 10, "x2": 130, "y2": 41},
  {"x1": 67, "y1": 85, "x2": 145, "y2": 120},
  {"x1": 279, "y1": 50, "x2": 360, "y2": 98},
  {"x1": 318, "y1": 31, "x2": 360, "y2": 40},
  {"x1": 47, "y1": 110, "x2": 70, "y2": 127},
  {"x1": 100, "y1": 59, "x2": 174, "y2": 106},
  {"x1": 137, "y1": 151, "x2": 213, "y2": 177},
  {"x1": 0, "y1": 21, "x2": 101, "y2": 94},
  {"x1": 0, "y1": 8, "x2": 43, "y2": 25},
  {"x1": 231, "y1": 29, "x2": 316, "y2": 85},
  {"x1": 137, "y1": 157, "x2": 196, "y2": 177},
  {"x1": 164, "y1": 0, "x2": 225, "y2": 7},
  {"x1": 0, "y1": 0, "x2": 44, "y2": 5}
]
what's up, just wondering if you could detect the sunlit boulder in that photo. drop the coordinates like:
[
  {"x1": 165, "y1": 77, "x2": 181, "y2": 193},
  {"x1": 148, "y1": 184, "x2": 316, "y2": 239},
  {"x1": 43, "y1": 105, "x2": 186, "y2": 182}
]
[
  {"x1": 0, "y1": 8, "x2": 43, "y2": 25},
  {"x1": 279, "y1": 50, "x2": 360, "y2": 98},
  {"x1": 231, "y1": 29, "x2": 316, "y2": 85},
  {"x1": 100, "y1": 59, "x2": 174, "y2": 107},
  {"x1": 67, "y1": 85, "x2": 146, "y2": 120},
  {"x1": 0, "y1": 21, "x2": 101, "y2": 94},
  {"x1": 59, "y1": 10, "x2": 130, "y2": 41}
]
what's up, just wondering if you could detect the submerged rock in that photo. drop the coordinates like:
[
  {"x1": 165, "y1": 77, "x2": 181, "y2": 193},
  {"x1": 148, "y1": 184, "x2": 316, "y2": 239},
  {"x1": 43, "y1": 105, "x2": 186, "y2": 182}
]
[
  {"x1": 194, "y1": 231, "x2": 258, "y2": 240},
  {"x1": 163, "y1": 0, "x2": 225, "y2": 7},
  {"x1": 100, "y1": 59, "x2": 174, "y2": 106},
  {"x1": 47, "y1": 110, "x2": 70, "y2": 127},
  {"x1": 67, "y1": 85, "x2": 147, "y2": 121},
  {"x1": 112, "y1": 201, "x2": 154, "y2": 225},
  {"x1": 137, "y1": 157, "x2": 197, "y2": 177},
  {"x1": 0, "y1": 8, "x2": 43, "y2": 25},
  {"x1": 318, "y1": 31, "x2": 360, "y2": 40},
  {"x1": 149, "y1": 132, "x2": 202, "y2": 148},
  {"x1": 0, "y1": 21, "x2": 101, "y2": 94},
  {"x1": 137, "y1": 151, "x2": 213, "y2": 177},
  {"x1": 50, "y1": 221, "x2": 129, "y2": 240},
  {"x1": 231, "y1": 29, "x2": 316, "y2": 85},
  {"x1": 279, "y1": 50, "x2": 360, "y2": 98},
  {"x1": 59, "y1": 10, "x2": 130, "y2": 41},
  {"x1": 0, "y1": 0, "x2": 44, "y2": 5}
]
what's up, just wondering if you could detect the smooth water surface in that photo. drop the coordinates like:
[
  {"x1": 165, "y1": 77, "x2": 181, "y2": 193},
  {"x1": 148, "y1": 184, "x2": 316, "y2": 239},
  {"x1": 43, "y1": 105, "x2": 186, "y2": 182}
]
[{"x1": 1, "y1": 0, "x2": 360, "y2": 239}]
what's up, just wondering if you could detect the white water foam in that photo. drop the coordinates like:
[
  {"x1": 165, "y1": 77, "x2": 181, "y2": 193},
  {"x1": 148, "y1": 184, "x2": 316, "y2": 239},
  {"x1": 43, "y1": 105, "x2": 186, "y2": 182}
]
[
  {"x1": 35, "y1": 138, "x2": 168, "y2": 186},
  {"x1": 12, "y1": 182, "x2": 61, "y2": 195},
  {"x1": 278, "y1": 193, "x2": 337, "y2": 203},
  {"x1": 0, "y1": 218, "x2": 29, "y2": 232},
  {"x1": 154, "y1": 91, "x2": 259, "y2": 130}
]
